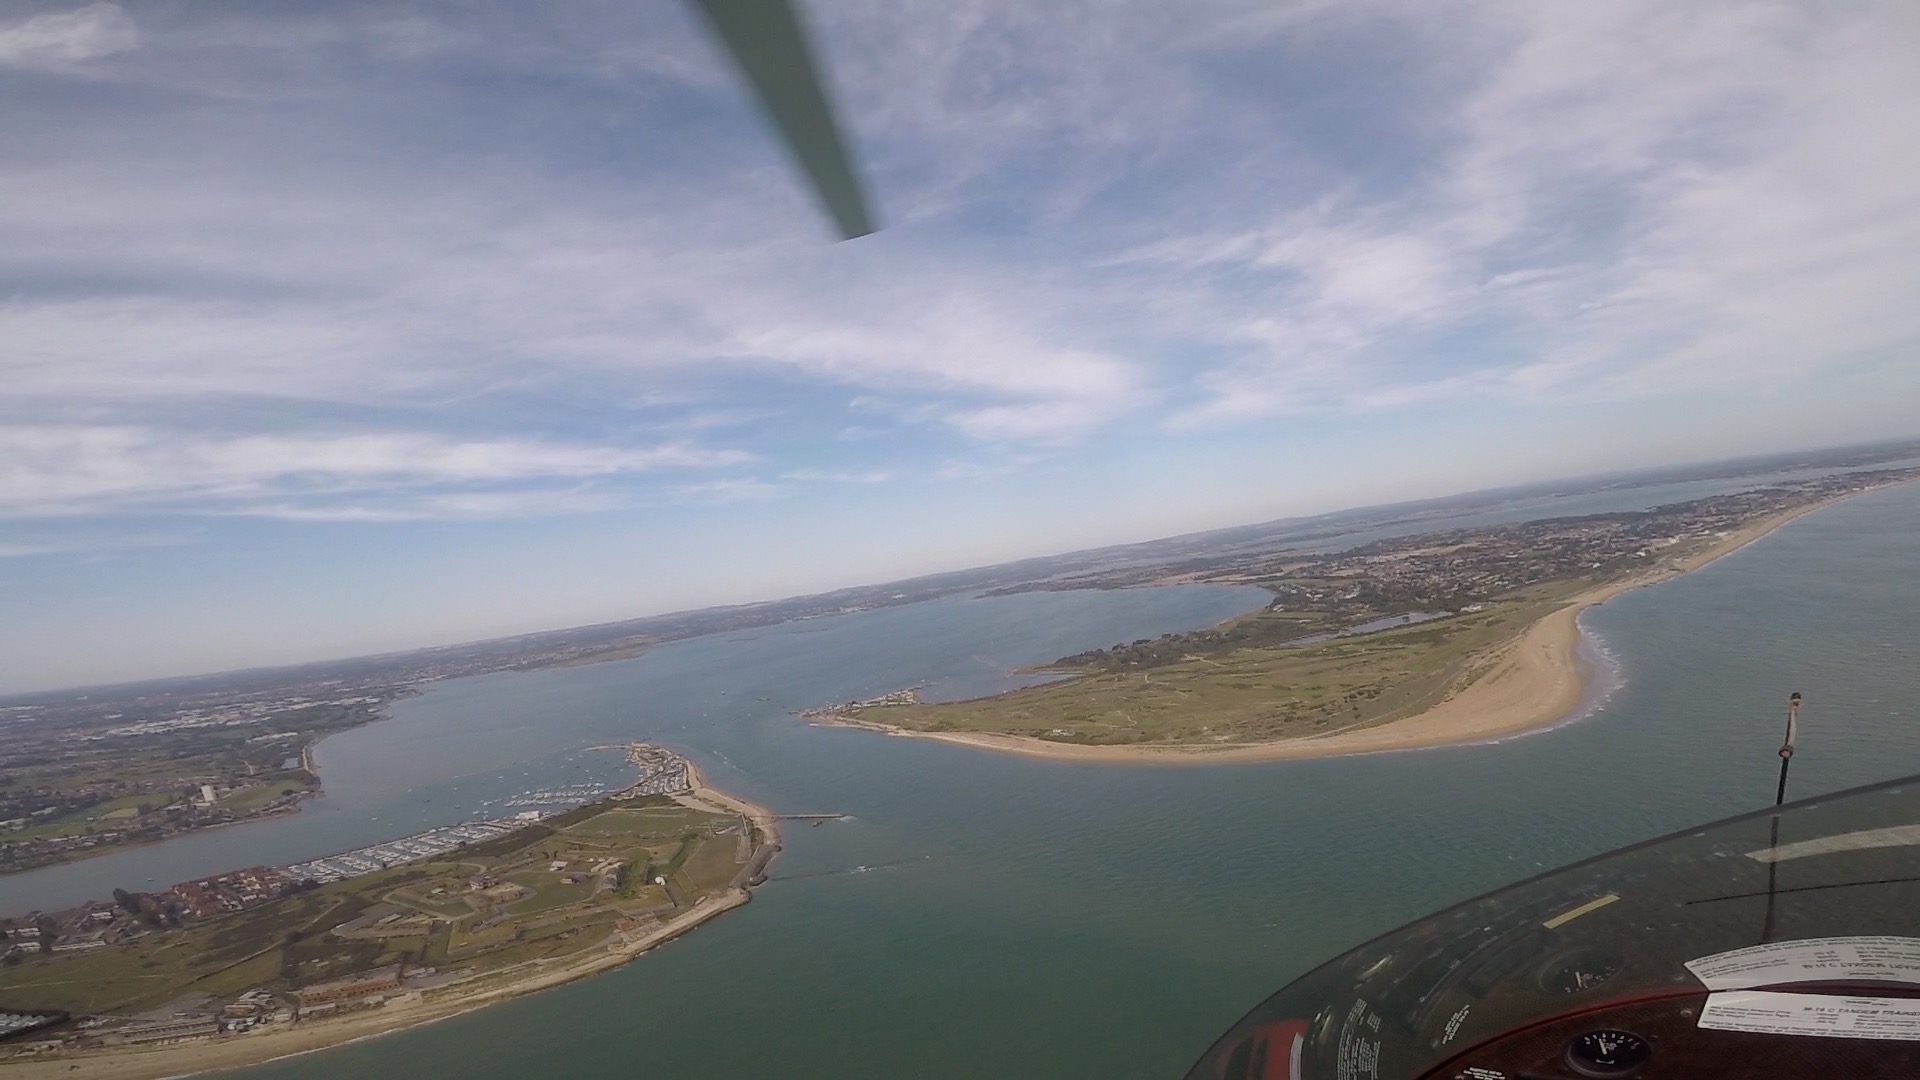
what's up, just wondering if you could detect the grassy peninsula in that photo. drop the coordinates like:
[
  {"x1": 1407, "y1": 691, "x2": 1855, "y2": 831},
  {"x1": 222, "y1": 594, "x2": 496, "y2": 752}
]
[
  {"x1": 811, "y1": 472, "x2": 1917, "y2": 758},
  {"x1": 0, "y1": 762, "x2": 779, "y2": 1079}
]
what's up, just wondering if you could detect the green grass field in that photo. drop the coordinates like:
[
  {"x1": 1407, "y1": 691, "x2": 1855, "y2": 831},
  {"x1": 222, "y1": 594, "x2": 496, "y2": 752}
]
[
  {"x1": 503, "y1": 872, "x2": 598, "y2": 916},
  {"x1": 217, "y1": 780, "x2": 312, "y2": 814},
  {"x1": 568, "y1": 806, "x2": 715, "y2": 837},
  {"x1": 0, "y1": 796, "x2": 759, "y2": 1016},
  {"x1": 12, "y1": 794, "x2": 171, "y2": 841},
  {"x1": 0, "y1": 871, "x2": 422, "y2": 1014},
  {"x1": 877, "y1": 582, "x2": 1589, "y2": 745},
  {"x1": 10, "y1": 775, "x2": 316, "y2": 846}
]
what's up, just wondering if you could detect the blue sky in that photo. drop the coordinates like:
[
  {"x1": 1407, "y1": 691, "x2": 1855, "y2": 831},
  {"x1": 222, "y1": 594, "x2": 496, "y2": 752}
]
[{"x1": 3, "y1": 0, "x2": 1918, "y2": 692}]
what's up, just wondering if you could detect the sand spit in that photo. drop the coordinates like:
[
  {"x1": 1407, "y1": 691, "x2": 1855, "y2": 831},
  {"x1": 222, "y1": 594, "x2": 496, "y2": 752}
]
[{"x1": 812, "y1": 494, "x2": 1859, "y2": 766}]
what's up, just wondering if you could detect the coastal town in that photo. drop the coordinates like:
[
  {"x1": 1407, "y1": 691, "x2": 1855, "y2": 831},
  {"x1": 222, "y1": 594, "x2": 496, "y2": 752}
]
[
  {"x1": 0, "y1": 743, "x2": 779, "y2": 1070},
  {"x1": 0, "y1": 685, "x2": 382, "y2": 876},
  {"x1": 1024, "y1": 469, "x2": 1920, "y2": 668},
  {"x1": 0, "y1": 649, "x2": 651, "y2": 874}
]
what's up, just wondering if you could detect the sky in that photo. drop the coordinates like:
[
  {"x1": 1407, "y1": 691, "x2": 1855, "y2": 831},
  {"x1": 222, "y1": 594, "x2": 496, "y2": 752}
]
[{"x1": 3, "y1": 0, "x2": 1918, "y2": 693}]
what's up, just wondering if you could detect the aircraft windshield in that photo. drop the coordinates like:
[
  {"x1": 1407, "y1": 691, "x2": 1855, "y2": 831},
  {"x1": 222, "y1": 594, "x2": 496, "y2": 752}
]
[{"x1": 1189, "y1": 776, "x2": 1920, "y2": 1079}]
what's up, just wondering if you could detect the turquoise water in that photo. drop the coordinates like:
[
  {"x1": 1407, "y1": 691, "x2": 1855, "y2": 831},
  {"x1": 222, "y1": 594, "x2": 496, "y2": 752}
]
[{"x1": 208, "y1": 481, "x2": 1920, "y2": 1080}]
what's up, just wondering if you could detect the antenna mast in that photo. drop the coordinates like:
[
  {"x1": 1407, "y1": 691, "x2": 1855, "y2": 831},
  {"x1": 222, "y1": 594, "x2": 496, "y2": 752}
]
[
  {"x1": 1775, "y1": 692, "x2": 1801, "y2": 806},
  {"x1": 1760, "y1": 692, "x2": 1802, "y2": 943}
]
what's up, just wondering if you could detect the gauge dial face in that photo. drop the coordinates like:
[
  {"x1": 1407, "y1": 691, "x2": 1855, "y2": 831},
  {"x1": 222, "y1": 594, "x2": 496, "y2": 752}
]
[
  {"x1": 1565, "y1": 1030, "x2": 1652, "y2": 1078},
  {"x1": 1540, "y1": 949, "x2": 1623, "y2": 994}
]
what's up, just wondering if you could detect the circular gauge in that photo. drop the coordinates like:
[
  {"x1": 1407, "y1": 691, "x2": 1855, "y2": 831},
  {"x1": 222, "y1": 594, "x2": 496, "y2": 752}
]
[
  {"x1": 1538, "y1": 949, "x2": 1623, "y2": 994},
  {"x1": 1565, "y1": 1030, "x2": 1652, "y2": 1078}
]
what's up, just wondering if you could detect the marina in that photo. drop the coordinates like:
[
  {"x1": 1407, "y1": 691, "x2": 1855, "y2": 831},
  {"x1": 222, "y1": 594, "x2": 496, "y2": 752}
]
[
  {"x1": 501, "y1": 785, "x2": 611, "y2": 809},
  {"x1": 282, "y1": 743, "x2": 694, "y2": 887},
  {"x1": 282, "y1": 820, "x2": 518, "y2": 885}
]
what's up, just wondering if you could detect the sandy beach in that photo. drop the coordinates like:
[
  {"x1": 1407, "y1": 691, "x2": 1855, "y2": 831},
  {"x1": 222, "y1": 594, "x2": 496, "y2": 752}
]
[
  {"x1": 4, "y1": 775, "x2": 781, "y2": 1080},
  {"x1": 813, "y1": 494, "x2": 1859, "y2": 766},
  {"x1": 675, "y1": 758, "x2": 784, "y2": 849}
]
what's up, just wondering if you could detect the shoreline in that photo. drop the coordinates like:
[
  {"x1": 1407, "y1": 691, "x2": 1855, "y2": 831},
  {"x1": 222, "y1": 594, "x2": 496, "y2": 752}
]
[
  {"x1": 809, "y1": 491, "x2": 1863, "y2": 765},
  {"x1": 675, "y1": 758, "x2": 784, "y2": 853},
  {"x1": 3, "y1": 768, "x2": 782, "y2": 1080},
  {"x1": 1, "y1": 705, "x2": 357, "y2": 882}
]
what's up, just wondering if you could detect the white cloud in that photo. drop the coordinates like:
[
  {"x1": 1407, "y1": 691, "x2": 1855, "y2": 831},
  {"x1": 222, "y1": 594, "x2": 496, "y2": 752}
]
[
  {"x1": 668, "y1": 477, "x2": 785, "y2": 504},
  {"x1": 0, "y1": 2, "x2": 136, "y2": 67},
  {"x1": 945, "y1": 399, "x2": 1123, "y2": 442},
  {"x1": 1495, "y1": 7, "x2": 1920, "y2": 398},
  {"x1": 235, "y1": 489, "x2": 635, "y2": 523},
  {"x1": 779, "y1": 469, "x2": 891, "y2": 484},
  {"x1": 0, "y1": 148, "x2": 1148, "y2": 451},
  {"x1": 8, "y1": 0, "x2": 1920, "y2": 691},
  {"x1": 0, "y1": 532, "x2": 184, "y2": 558},
  {"x1": 715, "y1": 286, "x2": 1152, "y2": 442},
  {"x1": 0, "y1": 426, "x2": 751, "y2": 517},
  {"x1": 1, "y1": 0, "x2": 1915, "y2": 528},
  {"x1": 1128, "y1": 0, "x2": 1920, "y2": 423}
]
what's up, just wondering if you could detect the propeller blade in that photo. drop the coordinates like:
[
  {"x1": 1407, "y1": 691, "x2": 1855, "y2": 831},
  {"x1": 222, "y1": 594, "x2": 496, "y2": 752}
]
[{"x1": 691, "y1": 0, "x2": 879, "y2": 240}]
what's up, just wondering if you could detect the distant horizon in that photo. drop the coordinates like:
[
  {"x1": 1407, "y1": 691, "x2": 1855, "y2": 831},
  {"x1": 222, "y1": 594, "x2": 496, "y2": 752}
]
[{"x1": 12, "y1": 434, "x2": 1914, "y2": 700}]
